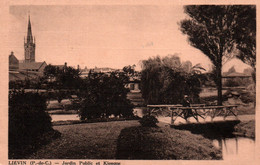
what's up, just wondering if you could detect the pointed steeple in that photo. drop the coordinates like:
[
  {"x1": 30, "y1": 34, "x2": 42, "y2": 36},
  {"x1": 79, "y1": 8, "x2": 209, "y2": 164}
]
[
  {"x1": 27, "y1": 14, "x2": 33, "y2": 43},
  {"x1": 24, "y1": 13, "x2": 36, "y2": 63}
]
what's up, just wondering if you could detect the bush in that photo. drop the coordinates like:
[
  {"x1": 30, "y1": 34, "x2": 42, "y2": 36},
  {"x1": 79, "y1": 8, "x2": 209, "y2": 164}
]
[
  {"x1": 116, "y1": 126, "x2": 221, "y2": 159},
  {"x1": 240, "y1": 92, "x2": 255, "y2": 104},
  {"x1": 9, "y1": 90, "x2": 55, "y2": 158},
  {"x1": 139, "y1": 115, "x2": 159, "y2": 127},
  {"x1": 78, "y1": 72, "x2": 134, "y2": 120}
]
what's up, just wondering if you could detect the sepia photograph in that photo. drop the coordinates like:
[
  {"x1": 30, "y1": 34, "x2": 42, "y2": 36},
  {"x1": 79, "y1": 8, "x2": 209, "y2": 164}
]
[{"x1": 2, "y1": 1, "x2": 258, "y2": 164}]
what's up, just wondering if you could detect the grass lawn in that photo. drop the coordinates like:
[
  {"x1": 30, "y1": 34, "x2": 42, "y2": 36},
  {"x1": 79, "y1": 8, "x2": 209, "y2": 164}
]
[
  {"x1": 28, "y1": 120, "x2": 221, "y2": 159},
  {"x1": 237, "y1": 104, "x2": 255, "y2": 115},
  {"x1": 234, "y1": 120, "x2": 255, "y2": 138},
  {"x1": 28, "y1": 120, "x2": 140, "y2": 159},
  {"x1": 116, "y1": 126, "x2": 221, "y2": 160}
]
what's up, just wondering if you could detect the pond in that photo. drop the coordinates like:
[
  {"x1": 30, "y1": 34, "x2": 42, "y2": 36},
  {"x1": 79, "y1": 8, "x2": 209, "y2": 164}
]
[
  {"x1": 213, "y1": 137, "x2": 255, "y2": 160},
  {"x1": 50, "y1": 114, "x2": 79, "y2": 122}
]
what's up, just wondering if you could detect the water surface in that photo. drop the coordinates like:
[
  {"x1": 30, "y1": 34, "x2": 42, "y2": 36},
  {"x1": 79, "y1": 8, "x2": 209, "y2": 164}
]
[{"x1": 213, "y1": 137, "x2": 255, "y2": 160}]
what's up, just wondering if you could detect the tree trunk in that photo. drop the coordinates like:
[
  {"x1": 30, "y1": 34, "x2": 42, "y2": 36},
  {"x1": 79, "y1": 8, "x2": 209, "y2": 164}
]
[
  {"x1": 216, "y1": 62, "x2": 223, "y2": 106},
  {"x1": 252, "y1": 67, "x2": 256, "y2": 84}
]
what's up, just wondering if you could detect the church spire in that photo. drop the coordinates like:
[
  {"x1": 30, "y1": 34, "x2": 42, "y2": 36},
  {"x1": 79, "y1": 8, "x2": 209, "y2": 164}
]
[
  {"x1": 24, "y1": 13, "x2": 36, "y2": 63},
  {"x1": 27, "y1": 14, "x2": 33, "y2": 43}
]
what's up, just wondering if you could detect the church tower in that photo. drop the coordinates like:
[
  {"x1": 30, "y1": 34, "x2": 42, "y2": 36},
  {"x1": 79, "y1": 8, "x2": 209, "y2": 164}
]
[{"x1": 24, "y1": 15, "x2": 36, "y2": 63}]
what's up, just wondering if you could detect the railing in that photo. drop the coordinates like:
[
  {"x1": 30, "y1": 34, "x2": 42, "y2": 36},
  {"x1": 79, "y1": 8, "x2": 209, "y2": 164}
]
[{"x1": 147, "y1": 104, "x2": 238, "y2": 125}]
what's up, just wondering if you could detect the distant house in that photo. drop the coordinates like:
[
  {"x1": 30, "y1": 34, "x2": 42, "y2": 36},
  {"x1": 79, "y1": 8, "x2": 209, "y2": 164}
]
[
  {"x1": 80, "y1": 67, "x2": 122, "y2": 78},
  {"x1": 19, "y1": 61, "x2": 47, "y2": 72}
]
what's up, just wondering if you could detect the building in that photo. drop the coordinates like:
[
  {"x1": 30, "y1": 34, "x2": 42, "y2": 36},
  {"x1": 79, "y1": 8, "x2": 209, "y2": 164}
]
[
  {"x1": 9, "y1": 15, "x2": 47, "y2": 81},
  {"x1": 80, "y1": 67, "x2": 121, "y2": 78},
  {"x1": 19, "y1": 61, "x2": 47, "y2": 72},
  {"x1": 9, "y1": 52, "x2": 19, "y2": 70},
  {"x1": 24, "y1": 15, "x2": 36, "y2": 63}
]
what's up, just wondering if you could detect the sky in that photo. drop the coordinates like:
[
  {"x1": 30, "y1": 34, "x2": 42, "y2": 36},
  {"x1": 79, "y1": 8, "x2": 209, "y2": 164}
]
[{"x1": 8, "y1": 5, "x2": 251, "y2": 72}]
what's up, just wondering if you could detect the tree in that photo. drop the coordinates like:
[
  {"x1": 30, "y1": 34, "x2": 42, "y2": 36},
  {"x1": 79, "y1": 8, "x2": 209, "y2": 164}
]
[
  {"x1": 232, "y1": 6, "x2": 256, "y2": 83},
  {"x1": 180, "y1": 6, "x2": 239, "y2": 105},
  {"x1": 123, "y1": 65, "x2": 135, "y2": 76},
  {"x1": 44, "y1": 64, "x2": 82, "y2": 103},
  {"x1": 78, "y1": 70, "x2": 133, "y2": 120},
  {"x1": 44, "y1": 64, "x2": 59, "y2": 82},
  {"x1": 233, "y1": 6, "x2": 256, "y2": 69},
  {"x1": 56, "y1": 66, "x2": 82, "y2": 89},
  {"x1": 140, "y1": 55, "x2": 204, "y2": 104}
]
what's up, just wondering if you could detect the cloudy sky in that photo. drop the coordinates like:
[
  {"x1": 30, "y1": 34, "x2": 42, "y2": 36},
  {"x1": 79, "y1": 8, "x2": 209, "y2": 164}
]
[{"x1": 8, "y1": 5, "x2": 250, "y2": 71}]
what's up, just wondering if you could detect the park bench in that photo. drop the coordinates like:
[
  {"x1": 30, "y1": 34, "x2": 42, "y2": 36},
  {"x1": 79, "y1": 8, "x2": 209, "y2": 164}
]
[{"x1": 147, "y1": 104, "x2": 238, "y2": 124}]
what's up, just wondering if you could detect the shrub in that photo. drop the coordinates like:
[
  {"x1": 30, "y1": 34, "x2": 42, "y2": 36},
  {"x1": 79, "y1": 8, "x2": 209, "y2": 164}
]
[
  {"x1": 9, "y1": 90, "x2": 55, "y2": 158},
  {"x1": 224, "y1": 78, "x2": 241, "y2": 87},
  {"x1": 139, "y1": 115, "x2": 159, "y2": 127},
  {"x1": 240, "y1": 92, "x2": 255, "y2": 104},
  {"x1": 78, "y1": 72, "x2": 134, "y2": 120}
]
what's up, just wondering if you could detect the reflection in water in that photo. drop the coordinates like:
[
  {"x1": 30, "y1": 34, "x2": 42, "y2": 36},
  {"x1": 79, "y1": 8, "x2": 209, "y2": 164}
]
[{"x1": 212, "y1": 137, "x2": 255, "y2": 160}]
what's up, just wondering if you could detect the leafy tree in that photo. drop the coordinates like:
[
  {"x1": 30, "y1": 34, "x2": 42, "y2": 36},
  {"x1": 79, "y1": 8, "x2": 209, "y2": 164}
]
[
  {"x1": 140, "y1": 55, "x2": 204, "y2": 104},
  {"x1": 56, "y1": 66, "x2": 82, "y2": 89},
  {"x1": 44, "y1": 64, "x2": 59, "y2": 82},
  {"x1": 232, "y1": 6, "x2": 256, "y2": 69},
  {"x1": 180, "y1": 5, "x2": 239, "y2": 105},
  {"x1": 44, "y1": 64, "x2": 82, "y2": 102},
  {"x1": 44, "y1": 64, "x2": 82, "y2": 90},
  {"x1": 232, "y1": 6, "x2": 256, "y2": 83},
  {"x1": 123, "y1": 65, "x2": 135, "y2": 76},
  {"x1": 78, "y1": 71, "x2": 133, "y2": 120}
]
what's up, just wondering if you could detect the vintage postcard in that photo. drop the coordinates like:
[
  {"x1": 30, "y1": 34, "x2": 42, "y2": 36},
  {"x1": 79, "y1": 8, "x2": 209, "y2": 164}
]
[{"x1": 0, "y1": 0, "x2": 259, "y2": 165}]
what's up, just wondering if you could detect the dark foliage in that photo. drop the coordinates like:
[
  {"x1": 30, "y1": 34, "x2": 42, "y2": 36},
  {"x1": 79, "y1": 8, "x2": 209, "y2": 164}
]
[
  {"x1": 179, "y1": 5, "x2": 255, "y2": 105},
  {"x1": 139, "y1": 115, "x2": 159, "y2": 127},
  {"x1": 140, "y1": 55, "x2": 204, "y2": 104},
  {"x1": 78, "y1": 71, "x2": 134, "y2": 120},
  {"x1": 116, "y1": 126, "x2": 221, "y2": 159},
  {"x1": 240, "y1": 92, "x2": 255, "y2": 104},
  {"x1": 223, "y1": 78, "x2": 244, "y2": 87},
  {"x1": 232, "y1": 6, "x2": 256, "y2": 69},
  {"x1": 9, "y1": 90, "x2": 58, "y2": 158},
  {"x1": 43, "y1": 64, "x2": 82, "y2": 90},
  {"x1": 9, "y1": 77, "x2": 48, "y2": 90},
  {"x1": 172, "y1": 120, "x2": 240, "y2": 139}
]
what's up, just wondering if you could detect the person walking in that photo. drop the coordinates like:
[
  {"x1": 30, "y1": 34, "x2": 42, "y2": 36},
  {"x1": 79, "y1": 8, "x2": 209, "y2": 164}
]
[{"x1": 182, "y1": 95, "x2": 191, "y2": 121}]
